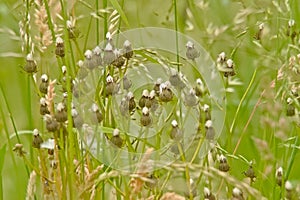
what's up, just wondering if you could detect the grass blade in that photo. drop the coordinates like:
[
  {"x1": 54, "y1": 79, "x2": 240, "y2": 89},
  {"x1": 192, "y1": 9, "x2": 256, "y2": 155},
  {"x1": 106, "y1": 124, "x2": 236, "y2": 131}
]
[{"x1": 110, "y1": 0, "x2": 129, "y2": 27}]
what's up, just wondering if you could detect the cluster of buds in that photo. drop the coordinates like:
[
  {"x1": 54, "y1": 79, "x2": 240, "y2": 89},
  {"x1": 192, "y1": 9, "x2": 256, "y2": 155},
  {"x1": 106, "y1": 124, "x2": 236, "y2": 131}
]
[
  {"x1": 217, "y1": 52, "x2": 236, "y2": 77},
  {"x1": 83, "y1": 48, "x2": 101, "y2": 70},
  {"x1": 138, "y1": 90, "x2": 158, "y2": 110}
]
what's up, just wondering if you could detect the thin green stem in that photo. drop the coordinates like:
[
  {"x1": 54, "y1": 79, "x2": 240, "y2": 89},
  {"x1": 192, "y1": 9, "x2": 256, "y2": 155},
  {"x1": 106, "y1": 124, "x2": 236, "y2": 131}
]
[
  {"x1": 173, "y1": 0, "x2": 180, "y2": 71},
  {"x1": 229, "y1": 68, "x2": 258, "y2": 134},
  {"x1": 96, "y1": 0, "x2": 100, "y2": 44}
]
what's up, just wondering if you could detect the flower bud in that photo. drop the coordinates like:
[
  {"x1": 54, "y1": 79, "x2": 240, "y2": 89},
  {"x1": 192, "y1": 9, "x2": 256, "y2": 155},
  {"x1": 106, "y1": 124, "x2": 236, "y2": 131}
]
[
  {"x1": 218, "y1": 154, "x2": 230, "y2": 172},
  {"x1": 91, "y1": 103, "x2": 103, "y2": 123},
  {"x1": 243, "y1": 163, "x2": 256, "y2": 182},
  {"x1": 122, "y1": 75, "x2": 132, "y2": 90},
  {"x1": 153, "y1": 78, "x2": 162, "y2": 96},
  {"x1": 205, "y1": 120, "x2": 215, "y2": 140},
  {"x1": 39, "y1": 74, "x2": 49, "y2": 94},
  {"x1": 159, "y1": 81, "x2": 173, "y2": 102},
  {"x1": 112, "y1": 49, "x2": 125, "y2": 68},
  {"x1": 286, "y1": 98, "x2": 295, "y2": 116},
  {"x1": 110, "y1": 128, "x2": 123, "y2": 148},
  {"x1": 55, "y1": 103, "x2": 67, "y2": 122},
  {"x1": 40, "y1": 97, "x2": 50, "y2": 115},
  {"x1": 170, "y1": 120, "x2": 183, "y2": 141},
  {"x1": 232, "y1": 187, "x2": 244, "y2": 200},
  {"x1": 123, "y1": 40, "x2": 133, "y2": 59},
  {"x1": 127, "y1": 92, "x2": 136, "y2": 112},
  {"x1": 140, "y1": 107, "x2": 152, "y2": 126},
  {"x1": 103, "y1": 43, "x2": 116, "y2": 66},
  {"x1": 139, "y1": 90, "x2": 149, "y2": 108},
  {"x1": 184, "y1": 88, "x2": 198, "y2": 107},
  {"x1": 72, "y1": 108, "x2": 83, "y2": 128},
  {"x1": 44, "y1": 114, "x2": 59, "y2": 132},
  {"x1": 186, "y1": 41, "x2": 200, "y2": 60},
  {"x1": 55, "y1": 37, "x2": 65, "y2": 57},
  {"x1": 105, "y1": 75, "x2": 118, "y2": 96},
  {"x1": 276, "y1": 167, "x2": 283, "y2": 186},
  {"x1": 32, "y1": 129, "x2": 43, "y2": 149},
  {"x1": 24, "y1": 53, "x2": 37, "y2": 73}
]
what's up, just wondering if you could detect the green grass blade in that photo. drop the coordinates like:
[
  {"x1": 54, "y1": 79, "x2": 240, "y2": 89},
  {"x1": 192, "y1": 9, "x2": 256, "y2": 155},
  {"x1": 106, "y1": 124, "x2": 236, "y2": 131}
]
[{"x1": 0, "y1": 144, "x2": 6, "y2": 200}]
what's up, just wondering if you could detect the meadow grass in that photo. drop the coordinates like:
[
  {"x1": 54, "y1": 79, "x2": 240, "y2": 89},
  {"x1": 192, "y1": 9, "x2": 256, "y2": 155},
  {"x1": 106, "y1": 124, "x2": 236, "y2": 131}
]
[{"x1": 0, "y1": 0, "x2": 300, "y2": 199}]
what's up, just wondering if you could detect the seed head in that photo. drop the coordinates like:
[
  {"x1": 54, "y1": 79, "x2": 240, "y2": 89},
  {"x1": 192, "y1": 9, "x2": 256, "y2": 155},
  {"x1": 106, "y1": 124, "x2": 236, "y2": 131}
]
[{"x1": 93, "y1": 46, "x2": 101, "y2": 55}]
